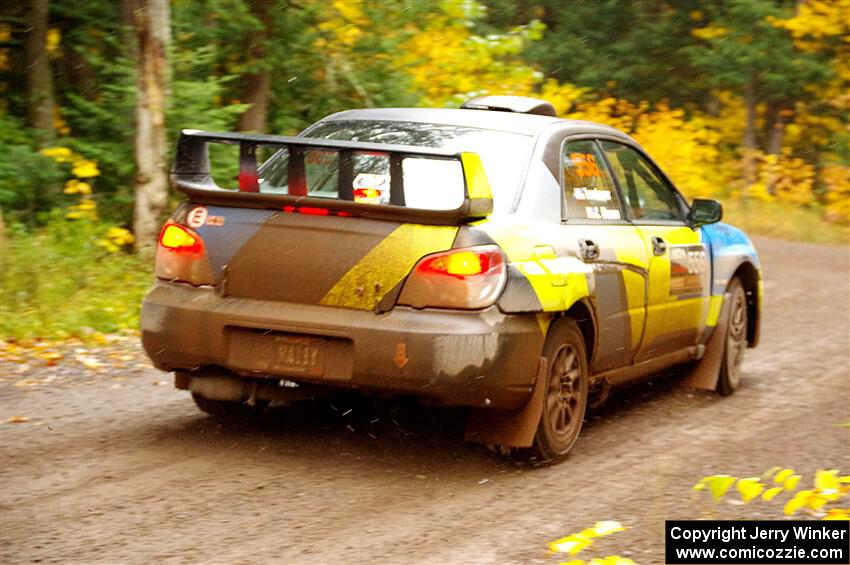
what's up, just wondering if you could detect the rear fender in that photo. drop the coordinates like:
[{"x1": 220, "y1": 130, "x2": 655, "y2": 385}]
[{"x1": 458, "y1": 223, "x2": 594, "y2": 323}]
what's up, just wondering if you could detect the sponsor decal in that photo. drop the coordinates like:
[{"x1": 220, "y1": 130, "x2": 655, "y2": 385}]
[
  {"x1": 584, "y1": 206, "x2": 621, "y2": 220},
  {"x1": 669, "y1": 244, "x2": 708, "y2": 295},
  {"x1": 573, "y1": 188, "x2": 612, "y2": 202}
]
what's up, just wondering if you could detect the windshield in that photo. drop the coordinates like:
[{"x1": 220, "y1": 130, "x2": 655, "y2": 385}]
[{"x1": 259, "y1": 120, "x2": 532, "y2": 213}]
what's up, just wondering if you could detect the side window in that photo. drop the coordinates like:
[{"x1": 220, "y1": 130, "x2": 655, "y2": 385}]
[
  {"x1": 599, "y1": 141, "x2": 683, "y2": 221},
  {"x1": 561, "y1": 140, "x2": 623, "y2": 221}
]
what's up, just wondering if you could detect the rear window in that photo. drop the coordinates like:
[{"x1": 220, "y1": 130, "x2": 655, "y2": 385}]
[{"x1": 258, "y1": 120, "x2": 532, "y2": 213}]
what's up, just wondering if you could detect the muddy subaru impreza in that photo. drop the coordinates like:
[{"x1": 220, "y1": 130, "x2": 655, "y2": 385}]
[{"x1": 141, "y1": 95, "x2": 761, "y2": 461}]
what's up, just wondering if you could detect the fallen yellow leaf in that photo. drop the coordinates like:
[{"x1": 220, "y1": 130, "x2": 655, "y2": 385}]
[
  {"x1": 815, "y1": 470, "x2": 840, "y2": 492},
  {"x1": 784, "y1": 474, "x2": 802, "y2": 491},
  {"x1": 550, "y1": 533, "x2": 593, "y2": 555},
  {"x1": 589, "y1": 521, "x2": 627, "y2": 536},
  {"x1": 784, "y1": 490, "x2": 813, "y2": 516},
  {"x1": 774, "y1": 468, "x2": 795, "y2": 484},
  {"x1": 706, "y1": 475, "x2": 737, "y2": 501},
  {"x1": 76, "y1": 355, "x2": 103, "y2": 370},
  {"x1": 823, "y1": 509, "x2": 850, "y2": 520},
  {"x1": 737, "y1": 477, "x2": 764, "y2": 503},
  {"x1": 762, "y1": 486, "x2": 783, "y2": 501}
]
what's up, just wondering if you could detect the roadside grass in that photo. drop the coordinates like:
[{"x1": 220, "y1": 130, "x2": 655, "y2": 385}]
[
  {"x1": 1, "y1": 215, "x2": 152, "y2": 342},
  {"x1": 721, "y1": 199, "x2": 849, "y2": 245}
]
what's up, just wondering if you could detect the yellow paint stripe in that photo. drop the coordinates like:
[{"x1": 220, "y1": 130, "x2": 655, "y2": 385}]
[
  {"x1": 320, "y1": 224, "x2": 458, "y2": 310},
  {"x1": 535, "y1": 313, "x2": 550, "y2": 335},
  {"x1": 461, "y1": 152, "x2": 492, "y2": 200},
  {"x1": 613, "y1": 238, "x2": 649, "y2": 351},
  {"x1": 481, "y1": 221, "x2": 595, "y2": 313},
  {"x1": 706, "y1": 295, "x2": 724, "y2": 326}
]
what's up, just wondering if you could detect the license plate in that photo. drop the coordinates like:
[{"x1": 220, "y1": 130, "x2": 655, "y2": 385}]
[
  {"x1": 230, "y1": 331, "x2": 326, "y2": 378},
  {"x1": 271, "y1": 335, "x2": 324, "y2": 377}
]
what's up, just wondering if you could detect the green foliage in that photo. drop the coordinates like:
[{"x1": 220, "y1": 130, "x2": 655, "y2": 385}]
[
  {"x1": 0, "y1": 115, "x2": 65, "y2": 216},
  {"x1": 169, "y1": 47, "x2": 251, "y2": 187},
  {"x1": 686, "y1": 0, "x2": 833, "y2": 105},
  {"x1": 491, "y1": 0, "x2": 708, "y2": 106},
  {"x1": 0, "y1": 213, "x2": 152, "y2": 341}
]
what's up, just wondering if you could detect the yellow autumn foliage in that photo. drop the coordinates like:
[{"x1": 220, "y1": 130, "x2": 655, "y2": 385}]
[
  {"x1": 564, "y1": 100, "x2": 725, "y2": 199},
  {"x1": 97, "y1": 227, "x2": 136, "y2": 253},
  {"x1": 63, "y1": 180, "x2": 92, "y2": 196},
  {"x1": 822, "y1": 165, "x2": 850, "y2": 224},
  {"x1": 312, "y1": 0, "x2": 846, "y2": 225},
  {"x1": 398, "y1": 11, "x2": 543, "y2": 106},
  {"x1": 315, "y1": 0, "x2": 368, "y2": 49},
  {"x1": 771, "y1": 0, "x2": 850, "y2": 50}
]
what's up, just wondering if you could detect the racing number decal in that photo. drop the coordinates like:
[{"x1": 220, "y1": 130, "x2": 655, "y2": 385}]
[
  {"x1": 187, "y1": 206, "x2": 208, "y2": 228},
  {"x1": 568, "y1": 152, "x2": 602, "y2": 178},
  {"x1": 669, "y1": 245, "x2": 708, "y2": 296}
]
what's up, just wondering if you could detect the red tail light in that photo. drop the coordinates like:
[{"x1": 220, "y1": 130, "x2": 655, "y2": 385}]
[
  {"x1": 283, "y1": 205, "x2": 352, "y2": 217},
  {"x1": 353, "y1": 188, "x2": 385, "y2": 204},
  {"x1": 155, "y1": 222, "x2": 214, "y2": 285},
  {"x1": 397, "y1": 245, "x2": 506, "y2": 310},
  {"x1": 416, "y1": 249, "x2": 499, "y2": 278},
  {"x1": 159, "y1": 224, "x2": 202, "y2": 253}
]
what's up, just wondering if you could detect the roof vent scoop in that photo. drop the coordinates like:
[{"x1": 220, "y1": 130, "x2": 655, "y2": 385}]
[{"x1": 460, "y1": 95, "x2": 558, "y2": 117}]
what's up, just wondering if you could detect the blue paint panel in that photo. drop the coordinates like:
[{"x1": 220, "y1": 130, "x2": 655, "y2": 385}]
[{"x1": 701, "y1": 222, "x2": 760, "y2": 295}]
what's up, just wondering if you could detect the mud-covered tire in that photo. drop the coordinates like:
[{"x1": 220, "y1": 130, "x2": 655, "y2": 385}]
[
  {"x1": 192, "y1": 393, "x2": 269, "y2": 420},
  {"x1": 533, "y1": 319, "x2": 589, "y2": 462},
  {"x1": 717, "y1": 278, "x2": 748, "y2": 396}
]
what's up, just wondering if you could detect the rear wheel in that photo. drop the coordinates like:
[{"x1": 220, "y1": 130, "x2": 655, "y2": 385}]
[
  {"x1": 717, "y1": 278, "x2": 748, "y2": 396},
  {"x1": 192, "y1": 393, "x2": 269, "y2": 420},
  {"x1": 533, "y1": 319, "x2": 589, "y2": 462}
]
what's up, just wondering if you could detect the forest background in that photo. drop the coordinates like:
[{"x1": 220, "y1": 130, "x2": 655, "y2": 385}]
[{"x1": 0, "y1": 0, "x2": 848, "y2": 340}]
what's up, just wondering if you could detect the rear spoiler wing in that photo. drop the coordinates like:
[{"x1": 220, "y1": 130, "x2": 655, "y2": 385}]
[{"x1": 171, "y1": 129, "x2": 494, "y2": 225}]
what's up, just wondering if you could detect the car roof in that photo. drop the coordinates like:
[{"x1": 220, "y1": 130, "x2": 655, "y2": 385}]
[{"x1": 319, "y1": 107, "x2": 630, "y2": 139}]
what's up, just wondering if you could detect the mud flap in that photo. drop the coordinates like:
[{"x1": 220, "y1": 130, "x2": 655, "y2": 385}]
[
  {"x1": 464, "y1": 357, "x2": 547, "y2": 448},
  {"x1": 683, "y1": 292, "x2": 731, "y2": 391}
]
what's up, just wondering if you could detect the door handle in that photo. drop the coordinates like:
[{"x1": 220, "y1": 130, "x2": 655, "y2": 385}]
[
  {"x1": 579, "y1": 239, "x2": 600, "y2": 261},
  {"x1": 651, "y1": 235, "x2": 667, "y2": 256}
]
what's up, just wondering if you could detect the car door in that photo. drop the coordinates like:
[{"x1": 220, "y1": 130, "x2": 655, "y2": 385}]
[
  {"x1": 557, "y1": 138, "x2": 650, "y2": 372},
  {"x1": 598, "y1": 140, "x2": 710, "y2": 362}
]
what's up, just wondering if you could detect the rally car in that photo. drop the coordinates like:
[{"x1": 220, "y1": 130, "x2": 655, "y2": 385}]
[{"x1": 141, "y1": 95, "x2": 761, "y2": 461}]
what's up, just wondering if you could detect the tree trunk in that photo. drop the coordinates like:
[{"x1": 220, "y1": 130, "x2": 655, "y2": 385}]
[
  {"x1": 764, "y1": 103, "x2": 789, "y2": 196},
  {"x1": 120, "y1": 0, "x2": 138, "y2": 61},
  {"x1": 64, "y1": 43, "x2": 97, "y2": 99},
  {"x1": 237, "y1": 72, "x2": 271, "y2": 132},
  {"x1": 766, "y1": 105, "x2": 788, "y2": 156},
  {"x1": 236, "y1": 0, "x2": 273, "y2": 133},
  {"x1": 132, "y1": 0, "x2": 171, "y2": 252},
  {"x1": 23, "y1": 0, "x2": 55, "y2": 143},
  {"x1": 741, "y1": 77, "x2": 758, "y2": 190}
]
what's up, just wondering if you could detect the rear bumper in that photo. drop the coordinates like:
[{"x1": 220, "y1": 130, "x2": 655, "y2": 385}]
[{"x1": 140, "y1": 281, "x2": 544, "y2": 409}]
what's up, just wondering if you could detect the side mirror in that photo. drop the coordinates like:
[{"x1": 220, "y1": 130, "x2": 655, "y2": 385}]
[{"x1": 688, "y1": 198, "x2": 723, "y2": 227}]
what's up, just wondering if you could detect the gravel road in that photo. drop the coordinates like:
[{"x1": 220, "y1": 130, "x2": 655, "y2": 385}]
[{"x1": 1, "y1": 236, "x2": 848, "y2": 564}]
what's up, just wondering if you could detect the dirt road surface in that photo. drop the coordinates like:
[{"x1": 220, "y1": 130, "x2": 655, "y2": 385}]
[{"x1": 2, "y1": 237, "x2": 848, "y2": 564}]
